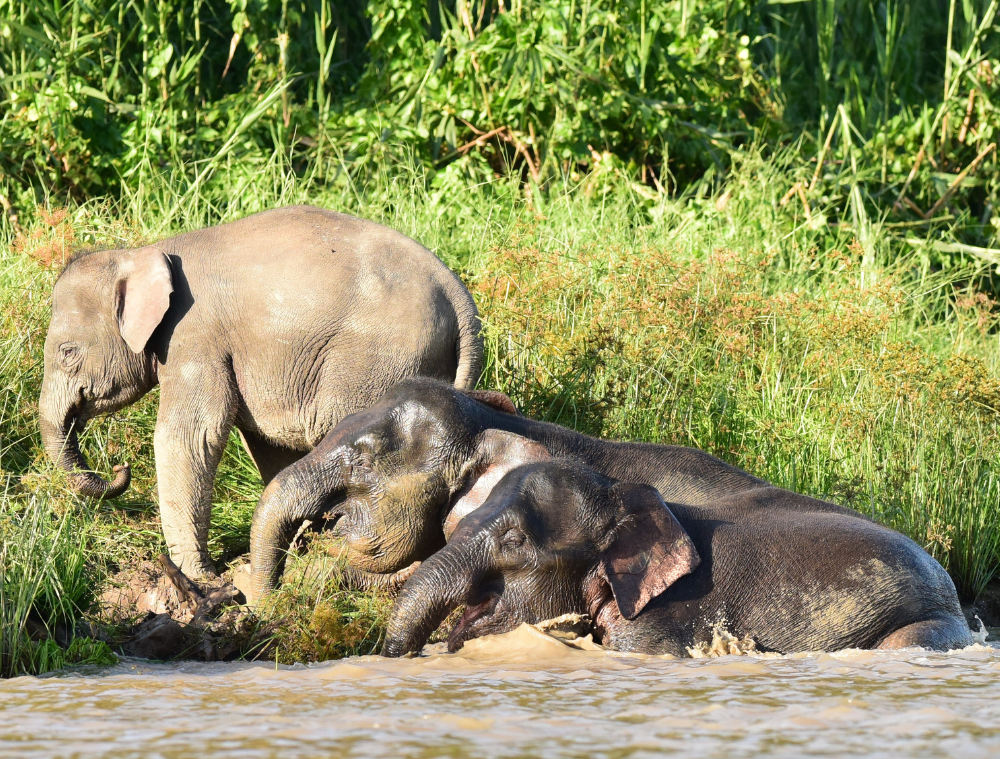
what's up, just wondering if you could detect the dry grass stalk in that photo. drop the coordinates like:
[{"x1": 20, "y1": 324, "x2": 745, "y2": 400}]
[
  {"x1": 894, "y1": 146, "x2": 925, "y2": 213},
  {"x1": 808, "y1": 116, "x2": 840, "y2": 192},
  {"x1": 780, "y1": 182, "x2": 811, "y2": 222},
  {"x1": 958, "y1": 89, "x2": 977, "y2": 144}
]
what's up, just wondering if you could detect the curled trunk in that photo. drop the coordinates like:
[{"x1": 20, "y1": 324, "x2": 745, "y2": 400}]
[
  {"x1": 40, "y1": 416, "x2": 131, "y2": 500},
  {"x1": 382, "y1": 550, "x2": 473, "y2": 657},
  {"x1": 249, "y1": 462, "x2": 343, "y2": 602}
]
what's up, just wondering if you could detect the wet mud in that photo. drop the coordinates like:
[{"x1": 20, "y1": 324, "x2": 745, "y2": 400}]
[{"x1": 97, "y1": 555, "x2": 257, "y2": 661}]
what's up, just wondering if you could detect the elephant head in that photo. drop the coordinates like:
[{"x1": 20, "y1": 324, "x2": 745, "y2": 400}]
[
  {"x1": 381, "y1": 458, "x2": 700, "y2": 657},
  {"x1": 248, "y1": 380, "x2": 533, "y2": 601},
  {"x1": 40, "y1": 246, "x2": 172, "y2": 499}
]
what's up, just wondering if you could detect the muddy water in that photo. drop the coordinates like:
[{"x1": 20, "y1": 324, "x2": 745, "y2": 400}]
[{"x1": 3, "y1": 626, "x2": 999, "y2": 758}]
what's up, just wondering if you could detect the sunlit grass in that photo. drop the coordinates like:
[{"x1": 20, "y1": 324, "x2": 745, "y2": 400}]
[{"x1": 0, "y1": 487, "x2": 117, "y2": 677}]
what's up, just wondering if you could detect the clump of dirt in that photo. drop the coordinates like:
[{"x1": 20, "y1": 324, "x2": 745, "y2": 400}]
[
  {"x1": 534, "y1": 613, "x2": 602, "y2": 651},
  {"x1": 686, "y1": 622, "x2": 758, "y2": 658},
  {"x1": 535, "y1": 613, "x2": 594, "y2": 641},
  {"x1": 96, "y1": 555, "x2": 263, "y2": 661}
]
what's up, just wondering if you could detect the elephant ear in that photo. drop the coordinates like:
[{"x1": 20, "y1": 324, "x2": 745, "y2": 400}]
[
  {"x1": 444, "y1": 430, "x2": 551, "y2": 539},
  {"x1": 600, "y1": 483, "x2": 700, "y2": 620},
  {"x1": 117, "y1": 246, "x2": 173, "y2": 353},
  {"x1": 466, "y1": 390, "x2": 520, "y2": 416}
]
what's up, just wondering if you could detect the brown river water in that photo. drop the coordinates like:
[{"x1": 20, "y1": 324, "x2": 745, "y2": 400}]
[{"x1": 3, "y1": 625, "x2": 999, "y2": 758}]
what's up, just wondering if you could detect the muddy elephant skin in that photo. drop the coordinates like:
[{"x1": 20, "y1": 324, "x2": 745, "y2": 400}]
[
  {"x1": 250, "y1": 377, "x2": 817, "y2": 600},
  {"x1": 40, "y1": 206, "x2": 482, "y2": 577},
  {"x1": 382, "y1": 459, "x2": 973, "y2": 657}
]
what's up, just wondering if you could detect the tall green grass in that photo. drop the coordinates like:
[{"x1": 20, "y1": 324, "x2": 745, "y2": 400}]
[
  {"x1": 0, "y1": 491, "x2": 116, "y2": 677},
  {"x1": 0, "y1": 243, "x2": 117, "y2": 676},
  {"x1": 1, "y1": 1, "x2": 997, "y2": 255}
]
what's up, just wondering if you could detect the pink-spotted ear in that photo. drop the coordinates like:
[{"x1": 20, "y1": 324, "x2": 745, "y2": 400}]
[
  {"x1": 600, "y1": 483, "x2": 700, "y2": 620},
  {"x1": 444, "y1": 430, "x2": 551, "y2": 539},
  {"x1": 465, "y1": 390, "x2": 520, "y2": 416},
  {"x1": 117, "y1": 246, "x2": 173, "y2": 353}
]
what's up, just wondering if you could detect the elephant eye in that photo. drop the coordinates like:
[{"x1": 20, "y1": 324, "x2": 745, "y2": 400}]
[
  {"x1": 58, "y1": 343, "x2": 81, "y2": 367},
  {"x1": 500, "y1": 527, "x2": 526, "y2": 551}
]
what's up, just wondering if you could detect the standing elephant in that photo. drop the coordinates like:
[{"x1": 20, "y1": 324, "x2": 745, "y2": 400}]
[
  {"x1": 250, "y1": 378, "x2": 778, "y2": 600},
  {"x1": 382, "y1": 458, "x2": 972, "y2": 656},
  {"x1": 40, "y1": 206, "x2": 482, "y2": 577}
]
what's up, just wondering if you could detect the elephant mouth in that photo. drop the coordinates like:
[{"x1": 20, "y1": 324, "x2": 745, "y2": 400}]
[
  {"x1": 447, "y1": 593, "x2": 500, "y2": 653},
  {"x1": 322, "y1": 508, "x2": 346, "y2": 531},
  {"x1": 320, "y1": 497, "x2": 355, "y2": 536}
]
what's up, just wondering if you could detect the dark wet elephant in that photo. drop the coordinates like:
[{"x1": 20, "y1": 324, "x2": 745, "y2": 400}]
[
  {"x1": 40, "y1": 207, "x2": 482, "y2": 577},
  {"x1": 382, "y1": 458, "x2": 973, "y2": 657},
  {"x1": 252, "y1": 377, "x2": 818, "y2": 601}
]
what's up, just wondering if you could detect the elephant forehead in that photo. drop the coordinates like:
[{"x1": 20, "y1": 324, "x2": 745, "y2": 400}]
[
  {"x1": 55, "y1": 252, "x2": 113, "y2": 291},
  {"x1": 51, "y1": 282, "x2": 109, "y2": 331},
  {"x1": 524, "y1": 480, "x2": 600, "y2": 537},
  {"x1": 393, "y1": 401, "x2": 453, "y2": 449},
  {"x1": 50, "y1": 289, "x2": 92, "y2": 323}
]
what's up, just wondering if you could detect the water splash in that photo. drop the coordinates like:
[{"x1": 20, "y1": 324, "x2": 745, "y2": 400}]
[{"x1": 687, "y1": 621, "x2": 759, "y2": 658}]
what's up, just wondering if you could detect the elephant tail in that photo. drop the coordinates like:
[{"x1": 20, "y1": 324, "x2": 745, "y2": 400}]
[{"x1": 446, "y1": 269, "x2": 484, "y2": 391}]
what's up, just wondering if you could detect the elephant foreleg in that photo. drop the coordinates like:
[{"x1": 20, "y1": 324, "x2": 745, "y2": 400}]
[
  {"x1": 154, "y1": 372, "x2": 236, "y2": 578},
  {"x1": 237, "y1": 429, "x2": 306, "y2": 485}
]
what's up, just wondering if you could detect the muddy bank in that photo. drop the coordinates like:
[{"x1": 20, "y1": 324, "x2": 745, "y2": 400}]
[
  {"x1": 97, "y1": 555, "x2": 261, "y2": 661},
  {"x1": 82, "y1": 550, "x2": 1000, "y2": 665},
  {"x1": 90, "y1": 540, "x2": 392, "y2": 664}
]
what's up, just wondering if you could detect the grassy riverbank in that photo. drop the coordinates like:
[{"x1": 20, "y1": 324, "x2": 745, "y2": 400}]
[
  {"x1": 1, "y1": 0, "x2": 999, "y2": 674},
  {"x1": 1, "y1": 149, "x2": 999, "y2": 673}
]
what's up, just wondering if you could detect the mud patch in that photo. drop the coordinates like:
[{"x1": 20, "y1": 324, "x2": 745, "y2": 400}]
[{"x1": 98, "y1": 555, "x2": 258, "y2": 661}]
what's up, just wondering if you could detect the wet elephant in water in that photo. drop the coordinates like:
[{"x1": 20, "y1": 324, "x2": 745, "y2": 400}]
[
  {"x1": 382, "y1": 457, "x2": 973, "y2": 657},
  {"x1": 40, "y1": 206, "x2": 482, "y2": 577},
  {"x1": 250, "y1": 377, "x2": 909, "y2": 603}
]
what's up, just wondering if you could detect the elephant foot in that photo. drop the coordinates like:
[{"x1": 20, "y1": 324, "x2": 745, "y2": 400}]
[
  {"x1": 339, "y1": 562, "x2": 422, "y2": 594},
  {"x1": 169, "y1": 550, "x2": 218, "y2": 581},
  {"x1": 877, "y1": 616, "x2": 974, "y2": 651}
]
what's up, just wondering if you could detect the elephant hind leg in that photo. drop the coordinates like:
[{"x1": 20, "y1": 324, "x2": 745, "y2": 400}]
[
  {"x1": 877, "y1": 617, "x2": 973, "y2": 651},
  {"x1": 237, "y1": 429, "x2": 306, "y2": 485}
]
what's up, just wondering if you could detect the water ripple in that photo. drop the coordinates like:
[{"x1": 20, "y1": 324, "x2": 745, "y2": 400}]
[{"x1": 1, "y1": 627, "x2": 998, "y2": 758}]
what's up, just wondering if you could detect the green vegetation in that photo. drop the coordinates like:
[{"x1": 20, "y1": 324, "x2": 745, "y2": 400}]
[
  {"x1": 0, "y1": 492, "x2": 117, "y2": 677},
  {"x1": 0, "y1": 0, "x2": 998, "y2": 673},
  {"x1": 3, "y1": 0, "x2": 999, "y2": 248}
]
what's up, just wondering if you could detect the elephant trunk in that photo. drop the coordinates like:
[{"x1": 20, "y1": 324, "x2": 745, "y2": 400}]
[
  {"x1": 39, "y1": 412, "x2": 131, "y2": 500},
  {"x1": 249, "y1": 459, "x2": 344, "y2": 602},
  {"x1": 382, "y1": 548, "x2": 474, "y2": 657}
]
